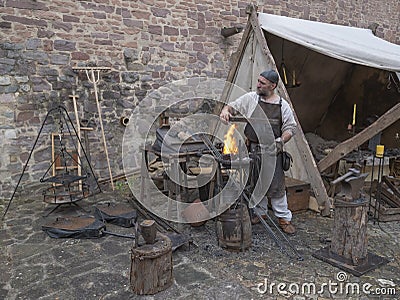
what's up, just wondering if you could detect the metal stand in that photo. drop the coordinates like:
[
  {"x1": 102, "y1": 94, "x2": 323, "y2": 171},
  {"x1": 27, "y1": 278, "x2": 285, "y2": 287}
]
[
  {"x1": 2, "y1": 106, "x2": 101, "y2": 219},
  {"x1": 368, "y1": 153, "x2": 385, "y2": 223}
]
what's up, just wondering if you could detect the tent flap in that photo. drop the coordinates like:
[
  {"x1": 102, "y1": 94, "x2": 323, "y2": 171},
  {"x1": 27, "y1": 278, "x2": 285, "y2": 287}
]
[{"x1": 258, "y1": 13, "x2": 400, "y2": 72}]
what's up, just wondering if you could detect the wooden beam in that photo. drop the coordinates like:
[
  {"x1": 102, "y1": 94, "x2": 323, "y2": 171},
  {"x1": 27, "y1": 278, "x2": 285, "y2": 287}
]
[
  {"x1": 213, "y1": 10, "x2": 253, "y2": 115},
  {"x1": 211, "y1": 9, "x2": 254, "y2": 138},
  {"x1": 248, "y1": 6, "x2": 331, "y2": 216},
  {"x1": 318, "y1": 101, "x2": 400, "y2": 172}
]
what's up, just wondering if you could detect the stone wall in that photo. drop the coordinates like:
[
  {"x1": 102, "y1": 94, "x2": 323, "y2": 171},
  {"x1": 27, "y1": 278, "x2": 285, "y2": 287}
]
[{"x1": 0, "y1": 0, "x2": 399, "y2": 199}]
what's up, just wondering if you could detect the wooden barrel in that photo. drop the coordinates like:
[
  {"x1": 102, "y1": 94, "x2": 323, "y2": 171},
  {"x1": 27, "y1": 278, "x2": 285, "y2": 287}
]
[
  {"x1": 216, "y1": 205, "x2": 252, "y2": 251},
  {"x1": 130, "y1": 232, "x2": 173, "y2": 295}
]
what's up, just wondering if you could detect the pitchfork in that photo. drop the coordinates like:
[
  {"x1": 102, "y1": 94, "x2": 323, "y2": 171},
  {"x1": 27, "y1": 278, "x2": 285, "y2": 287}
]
[{"x1": 73, "y1": 67, "x2": 114, "y2": 190}]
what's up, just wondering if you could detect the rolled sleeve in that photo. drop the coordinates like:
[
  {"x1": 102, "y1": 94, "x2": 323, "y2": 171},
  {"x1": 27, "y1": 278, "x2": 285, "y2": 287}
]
[
  {"x1": 281, "y1": 100, "x2": 297, "y2": 136},
  {"x1": 227, "y1": 92, "x2": 258, "y2": 118}
]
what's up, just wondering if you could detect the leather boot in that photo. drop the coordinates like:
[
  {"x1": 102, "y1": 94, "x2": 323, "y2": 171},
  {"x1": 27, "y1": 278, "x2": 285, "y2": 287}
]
[
  {"x1": 278, "y1": 218, "x2": 296, "y2": 234},
  {"x1": 250, "y1": 211, "x2": 267, "y2": 225}
]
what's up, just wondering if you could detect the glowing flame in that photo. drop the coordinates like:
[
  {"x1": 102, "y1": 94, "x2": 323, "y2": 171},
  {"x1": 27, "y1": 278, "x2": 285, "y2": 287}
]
[{"x1": 223, "y1": 124, "x2": 238, "y2": 154}]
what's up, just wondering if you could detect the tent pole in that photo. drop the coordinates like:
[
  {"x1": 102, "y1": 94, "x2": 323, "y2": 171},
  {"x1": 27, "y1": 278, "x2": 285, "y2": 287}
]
[{"x1": 247, "y1": 4, "x2": 331, "y2": 216}]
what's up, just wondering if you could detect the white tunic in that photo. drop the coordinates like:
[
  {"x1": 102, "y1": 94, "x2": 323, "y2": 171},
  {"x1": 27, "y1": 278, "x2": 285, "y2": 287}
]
[{"x1": 228, "y1": 91, "x2": 297, "y2": 136}]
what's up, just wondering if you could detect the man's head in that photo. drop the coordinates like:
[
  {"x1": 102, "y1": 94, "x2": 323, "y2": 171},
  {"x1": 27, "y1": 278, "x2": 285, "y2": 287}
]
[
  {"x1": 257, "y1": 69, "x2": 279, "y2": 97},
  {"x1": 260, "y1": 69, "x2": 279, "y2": 84}
]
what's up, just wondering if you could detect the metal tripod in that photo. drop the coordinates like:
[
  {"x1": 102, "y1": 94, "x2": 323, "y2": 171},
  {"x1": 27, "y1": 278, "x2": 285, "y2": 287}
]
[{"x1": 2, "y1": 106, "x2": 101, "y2": 219}]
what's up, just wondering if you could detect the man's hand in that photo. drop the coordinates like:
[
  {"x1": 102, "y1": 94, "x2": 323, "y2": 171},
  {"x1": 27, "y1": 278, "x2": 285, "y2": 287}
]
[
  {"x1": 275, "y1": 137, "x2": 284, "y2": 154},
  {"x1": 219, "y1": 106, "x2": 232, "y2": 123}
]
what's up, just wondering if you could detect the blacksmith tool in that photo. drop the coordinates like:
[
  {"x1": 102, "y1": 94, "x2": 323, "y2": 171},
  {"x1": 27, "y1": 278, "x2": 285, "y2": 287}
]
[
  {"x1": 332, "y1": 167, "x2": 368, "y2": 201},
  {"x1": 73, "y1": 66, "x2": 114, "y2": 190}
]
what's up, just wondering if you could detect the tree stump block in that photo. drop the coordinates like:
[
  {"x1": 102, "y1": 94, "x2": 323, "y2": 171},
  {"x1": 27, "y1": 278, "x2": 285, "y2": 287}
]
[
  {"x1": 330, "y1": 199, "x2": 368, "y2": 265},
  {"x1": 130, "y1": 232, "x2": 173, "y2": 295}
]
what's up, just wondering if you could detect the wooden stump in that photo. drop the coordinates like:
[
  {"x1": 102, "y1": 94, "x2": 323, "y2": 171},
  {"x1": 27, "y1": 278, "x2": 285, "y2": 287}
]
[
  {"x1": 330, "y1": 199, "x2": 368, "y2": 265},
  {"x1": 130, "y1": 232, "x2": 173, "y2": 295},
  {"x1": 140, "y1": 219, "x2": 157, "y2": 244}
]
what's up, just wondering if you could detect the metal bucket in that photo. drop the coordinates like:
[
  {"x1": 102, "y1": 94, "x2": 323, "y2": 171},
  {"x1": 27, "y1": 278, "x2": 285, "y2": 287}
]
[{"x1": 216, "y1": 204, "x2": 252, "y2": 251}]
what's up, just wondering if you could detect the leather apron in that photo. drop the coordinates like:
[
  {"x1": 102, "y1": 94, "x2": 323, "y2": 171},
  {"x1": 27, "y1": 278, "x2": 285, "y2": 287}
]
[{"x1": 245, "y1": 98, "x2": 285, "y2": 198}]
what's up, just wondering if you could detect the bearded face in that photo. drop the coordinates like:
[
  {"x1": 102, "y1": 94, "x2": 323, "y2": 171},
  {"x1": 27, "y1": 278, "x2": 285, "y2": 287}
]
[{"x1": 256, "y1": 76, "x2": 276, "y2": 97}]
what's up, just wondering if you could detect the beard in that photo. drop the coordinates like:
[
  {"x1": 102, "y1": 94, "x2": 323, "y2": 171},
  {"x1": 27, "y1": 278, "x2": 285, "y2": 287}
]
[{"x1": 256, "y1": 88, "x2": 270, "y2": 97}]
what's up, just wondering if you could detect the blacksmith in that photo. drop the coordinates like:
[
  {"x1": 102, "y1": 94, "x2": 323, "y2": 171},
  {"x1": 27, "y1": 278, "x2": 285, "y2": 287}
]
[{"x1": 219, "y1": 69, "x2": 297, "y2": 234}]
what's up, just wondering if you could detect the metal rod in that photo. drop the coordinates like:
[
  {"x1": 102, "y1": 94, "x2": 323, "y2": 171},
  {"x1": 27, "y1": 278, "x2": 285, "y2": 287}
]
[
  {"x1": 369, "y1": 154, "x2": 376, "y2": 220},
  {"x1": 103, "y1": 230, "x2": 136, "y2": 239},
  {"x1": 375, "y1": 156, "x2": 384, "y2": 224},
  {"x1": 198, "y1": 133, "x2": 222, "y2": 159}
]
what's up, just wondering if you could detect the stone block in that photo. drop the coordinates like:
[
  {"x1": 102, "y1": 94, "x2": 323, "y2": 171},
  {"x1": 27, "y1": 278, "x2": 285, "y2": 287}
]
[
  {"x1": 4, "y1": 129, "x2": 16, "y2": 139},
  {"x1": 53, "y1": 21, "x2": 73, "y2": 32},
  {"x1": 148, "y1": 25, "x2": 162, "y2": 35},
  {"x1": 94, "y1": 39, "x2": 113, "y2": 46},
  {"x1": 5, "y1": 0, "x2": 49, "y2": 10},
  {"x1": 37, "y1": 67, "x2": 58, "y2": 76},
  {"x1": 63, "y1": 15, "x2": 80, "y2": 23},
  {"x1": 121, "y1": 72, "x2": 139, "y2": 84},
  {"x1": 150, "y1": 7, "x2": 170, "y2": 18},
  {"x1": 16, "y1": 60, "x2": 36, "y2": 75},
  {"x1": 71, "y1": 52, "x2": 90, "y2": 61},
  {"x1": 93, "y1": 12, "x2": 106, "y2": 19},
  {"x1": 16, "y1": 111, "x2": 33, "y2": 122},
  {"x1": 0, "y1": 75, "x2": 11, "y2": 85},
  {"x1": 132, "y1": 10, "x2": 150, "y2": 19},
  {"x1": 22, "y1": 51, "x2": 49, "y2": 63},
  {"x1": 5, "y1": 85, "x2": 18, "y2": 93},
  {"x1": 160, "y1": 43, "x2": 175, "y2": 52},
  {"x1": 15, "y1": 76, "x2": 28, "y2": 83},
  {"x1": 33, "y1": 147, "x2": 51, "y2": 163},
  {"x1": 126, "y1": 62, "x2": 144, "y2": 72},
  {"x1": 0, "y1": 22, "x2": 11, "y2": 29},
  {"x1": 26, "y1": 38, "x2": 41, "y2": 50},
  {"x1": 50, "y1": 54, "x2": 70, "y2": 65},
  {"x1": 123, "y1": 19, "x2": 143, "y2": 29},
  {"x1": 37, "y1": 29, "x2": 54, "y2": 38},
  {"x1": 0, "y1": 62, "x2": 14, "y2": 75},
  {"x1": 31, "y1": 77, "x2": 51, "y2": 92},
  {"x1": 2, "y1": 15, "x2": 47, "y2": 27},
  {"x1": 54, "y1": 40, "x2": 76, "y2": 51},
  {"x1": 123, "y1": 48, "x2": 139, "y2": 61},
  {"x1": 164, "y1": 26, "x2": 179, "y2": 36}
]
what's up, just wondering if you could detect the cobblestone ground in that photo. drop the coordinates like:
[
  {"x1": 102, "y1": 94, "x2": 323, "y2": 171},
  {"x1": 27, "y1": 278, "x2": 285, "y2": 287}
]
[{"x1": 1, "y1": 190, "x2": 399, "y2": 300}]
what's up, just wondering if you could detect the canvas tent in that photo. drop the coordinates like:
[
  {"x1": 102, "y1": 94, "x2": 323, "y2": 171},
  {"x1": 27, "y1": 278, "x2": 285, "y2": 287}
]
[{"x1": 222, "y1": 5, "x2": 400, "y2": 215}]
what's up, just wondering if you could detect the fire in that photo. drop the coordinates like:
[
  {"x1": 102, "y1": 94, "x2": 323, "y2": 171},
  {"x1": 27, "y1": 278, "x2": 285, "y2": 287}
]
[{"x1": 223, "y1": 124, "x2": 238, "y2": 154}]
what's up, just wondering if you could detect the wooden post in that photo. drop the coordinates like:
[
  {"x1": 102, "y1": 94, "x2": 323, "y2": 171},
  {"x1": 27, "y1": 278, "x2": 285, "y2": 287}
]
[
  {"x1": 130, "y1": 232, "x2": 173, "y2": 295},
  {"x1": 69, "y1": 92, "x2": 82, "y2": 191},
  {"x1": 330, "y1": 199, "x2": 368, "y2": 266},
  {"x1": 318, "y1": 101, "x2": 400, "y2": 172},
  {"x1": 140, "y1": 219, "x2": 157, "y2": 244}
]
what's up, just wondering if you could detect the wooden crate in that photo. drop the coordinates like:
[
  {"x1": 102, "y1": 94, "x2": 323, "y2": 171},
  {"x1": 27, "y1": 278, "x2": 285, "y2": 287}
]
[
  {"x1": 369, "y1": 198, "x2": 400, "y2": 222},
  {"x1": 285, "y1": 177, "x2": 310, "y2": 213}
]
